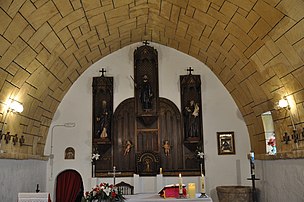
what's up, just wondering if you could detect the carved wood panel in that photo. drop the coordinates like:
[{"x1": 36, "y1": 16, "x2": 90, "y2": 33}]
[
  {"x1": 113, "y1": 98, "x2": 136, "y2": 172},
  {"x1": 134, "y1": 43, "x2": 159, "y2": 116},
  {"x1": 159, "y1": 98, "x2": 183, "y2": 171}
]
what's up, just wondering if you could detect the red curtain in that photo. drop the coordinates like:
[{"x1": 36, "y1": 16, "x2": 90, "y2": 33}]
[{"x1": 56, "y1": 170, "x2": 83, "y2": 202}]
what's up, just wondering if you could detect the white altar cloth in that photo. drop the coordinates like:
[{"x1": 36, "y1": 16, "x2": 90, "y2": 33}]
[
  {"x1": 18, "y1": 193, "x2": 50, "y2": 202},
  {"x1": 125, "y1": 193, "x2": 213, "y2": 202}
]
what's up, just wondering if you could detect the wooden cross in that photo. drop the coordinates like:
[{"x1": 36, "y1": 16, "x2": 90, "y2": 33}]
[
  {"x1": 99, "y1": 68, "x2": 106, "y2": 77},
  {"x1": 187, "y1": 67, "x2": 194, "y2": 75},
  {"x1": 108, "y1": 166, "x2": 121, "y2": 185},
  {"x1": 143, "y1": 40, "x2": 149, "y2": 45}
]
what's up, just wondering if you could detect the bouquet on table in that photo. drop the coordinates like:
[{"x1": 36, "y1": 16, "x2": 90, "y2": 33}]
[{"x1": 83, "y1": 183, "x2": 125, "y2": 202}]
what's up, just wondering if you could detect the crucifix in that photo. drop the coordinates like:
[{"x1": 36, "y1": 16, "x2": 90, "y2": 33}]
[
  {"x1": 186, "y1": 67, "x2": 194, "y2": 75},
  {"x1": 108, "y1": 166, "x2": 121, "y2": 185},
  {"x1": 99, "y1": 68, "x2": 106, "y2": 77},
  {"x1": 143, "y1": 40, "x2": 149, "y2": 46}
]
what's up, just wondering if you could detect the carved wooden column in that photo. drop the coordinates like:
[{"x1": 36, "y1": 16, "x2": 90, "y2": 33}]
[{"x1": 134, "y1": 42, "x2": 160, "y2": 175}]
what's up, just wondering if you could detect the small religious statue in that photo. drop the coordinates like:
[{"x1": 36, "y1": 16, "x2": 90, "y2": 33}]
[
  {"x1": 124, "y1": 140, "x2": 133, "y2": 156},
  {"x1": 144, "y1": 159, "x2": 151, "y2": 172},
  {"x1": 96, "y1": 100, "x2": 111, "y2": 139},
  {"x1": 184, "y1": 100, "x2": 200, "y2": 137},
  {"x1": 162, "y1": 140, "x2": 171, "y2": 156},
  {"x1": 139, "y1": 75, "x2": 153, "y2": 111}
]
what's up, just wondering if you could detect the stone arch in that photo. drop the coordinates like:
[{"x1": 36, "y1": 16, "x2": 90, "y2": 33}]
[{"x1": 0, "y1": 1, "x2": 303, "y2": 158}]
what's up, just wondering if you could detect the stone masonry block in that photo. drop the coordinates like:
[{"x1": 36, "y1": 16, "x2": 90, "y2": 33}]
[
  {"x1": 28, "y1": 23, "x2": 52, "y2": 49},
  {"x1": 193, "y1": 10, "x2": 217, "y2": 28},
  {"x1": 160, "y1": 1, "x2": 172, "y2": 20},
  {"x1": 253, "y1": 0, "x2": 284, "y2": 26},
  {"x1": 276, "y1": 36, "x2": 303, "y2": 69},
  {"x1": 189, "y1": 0, "x2": 210, "y2": 12},
  {"x1": 0, "y1": 38, "x2": 26, "y2": 69},
  {"x1": 285, "y1": 19, "x2": 304, "y2": 45},
  {"x1": 0, "y1": 8, "x2": 12, "y2": 35},
  {"x1": 53, "y1": 0, "x2": 74, "y2": 17},
  {"x1": 277, "y1": 0, "x2": 304, "y2": 21},
  {"x1": 27, "y1": 1, "x2": 58, "y2": 29},
  {"x1": 4, "y1": 13, "x2": 28, "y2": 43},
  {"x1": 53, "y1": 9, "x2": 85, "y2": 33},
  {"x1": 7, "y1": 0, "x2": 26, "y2": 17},
  {"x1": 208, "y1": 6, "x2": 229, "y2": 24}
]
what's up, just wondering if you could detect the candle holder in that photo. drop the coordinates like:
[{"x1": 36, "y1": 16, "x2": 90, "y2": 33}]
[{"x1": 199, "y1": 193, "x2": 208, "y2": 198}]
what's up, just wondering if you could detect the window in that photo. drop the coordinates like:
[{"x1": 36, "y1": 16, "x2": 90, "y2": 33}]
[{"x1": 261, "y1": 111, "x2": 276, "y2": 155}]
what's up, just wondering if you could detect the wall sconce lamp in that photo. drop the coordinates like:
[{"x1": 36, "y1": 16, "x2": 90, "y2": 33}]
[
  {"x1": 278, "y1": 97, "x2": 295, "y2": 130},
  {"x1": 278, "y1": 98, "x2": 289, "y2": 109},
  {"x1": 9, "y1": 100, "x2": 24, "y2": 113},
  {"x1": 0, "y1": 100, "x2": 24, "y2": 150},
  {"x1": 49, "y1": 122, "x2": 76, "y2": 180},
  {"x1": 277, "y1": 97, "x2": 304, "y2": 145}
]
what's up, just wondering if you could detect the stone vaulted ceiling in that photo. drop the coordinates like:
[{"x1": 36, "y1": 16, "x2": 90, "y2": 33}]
[{"x1": 0, "y1": 0, "x2": 303, "y2": 159}]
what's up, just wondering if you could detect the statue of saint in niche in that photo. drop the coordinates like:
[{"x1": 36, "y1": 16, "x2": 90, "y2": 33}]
[
  {"x1": 139, "y1": 75, "x2": 153, "y2": 111},
  {"x1": 96, "y1": 100, "x2": 111, "y2": 139},
  {"x1": 184, "y1": 100, "x2": 200, "y2": 138}
]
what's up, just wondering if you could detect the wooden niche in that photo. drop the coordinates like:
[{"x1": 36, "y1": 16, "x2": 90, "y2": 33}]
[
  {"x1": 92, "y1": 72, "x2": 113, "y2": 174},
  {"x1": 180, "y1": 68, "x2": 204, "y2": 172}
]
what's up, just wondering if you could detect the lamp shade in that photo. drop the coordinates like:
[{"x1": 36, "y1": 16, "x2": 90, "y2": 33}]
[
  {"x1": 9, "y1": 101, "x2": 23, "y2": 113},
  {"x1": 278, "y1": 99, "x2": 288, "y2": 108}
]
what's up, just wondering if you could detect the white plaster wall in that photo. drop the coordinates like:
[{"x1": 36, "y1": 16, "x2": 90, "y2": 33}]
[
  {"x1": 0, "y1": 159, "x2": 47, "y2": 201},
  {"x1": 44, "y1": 42, "x2": 251, "y2": 201},
  {"x1": 256, "y1": 159, "x2": 304, "y2": 202}
]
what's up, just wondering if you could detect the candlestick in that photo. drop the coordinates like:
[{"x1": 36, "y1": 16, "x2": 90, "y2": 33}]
[
  {"x1": 36, "y1": 184, "x2": 40, "y2": 193},
  {"x1": 201, "y1": 174, "x2": 205, "y2": 193},
  {"x1": 178, "y1": 173, "x2": 183, "y2": 195},
  {"x1": 199, "y1": 174, "x2": 207, "y2": 198},
  {"x1": 160, "y1": 167, "x2": 162, "y2": 175}
]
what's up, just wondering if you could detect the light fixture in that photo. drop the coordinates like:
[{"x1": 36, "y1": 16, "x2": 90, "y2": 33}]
[
  {"x1": 278, "y1": 98, "x2": 289, "y2": 109},
  {"x1": 49, "y1": 122, "x2": 76, "y2": 180},
  {"x1": 9, "y1": 101, "x2": 24, "y2": 113},
  {"x1": 0, "y1": 99, "x2": 24, "y2": 149}
]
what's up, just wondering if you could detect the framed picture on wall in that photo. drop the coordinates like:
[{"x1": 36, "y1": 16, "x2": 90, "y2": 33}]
[{"x1": 217, "y1": 131, "x2": 235, "y2": 155}]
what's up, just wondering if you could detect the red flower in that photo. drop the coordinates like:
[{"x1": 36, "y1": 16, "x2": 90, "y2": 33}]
[{"x1": 111, "y1": 191, "x2": 117, "y2": 198}]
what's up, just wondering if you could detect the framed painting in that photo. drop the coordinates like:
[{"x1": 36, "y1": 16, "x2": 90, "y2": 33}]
[{"x1": 217, "y1": 131, "x2": 235, "y2": 155}]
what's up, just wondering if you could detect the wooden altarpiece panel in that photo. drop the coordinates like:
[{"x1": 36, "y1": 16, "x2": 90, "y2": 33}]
[
  {"x1": 180, "y1": 72, "x2": 203, "y2": 143},
  {"x1": 134, "y1": 42, "x2": 159, "y2": 118},
  {"x1": 180, "y1": 71, "x2": 204, "y2": 174},
  {"x1": 92, "y1": 75, "x2": 113, "y2": 175}
]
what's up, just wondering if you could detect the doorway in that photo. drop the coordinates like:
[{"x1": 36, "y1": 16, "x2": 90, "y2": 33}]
[{"x1": 55, "y1": 169, "x2": 84, "y2": 202}]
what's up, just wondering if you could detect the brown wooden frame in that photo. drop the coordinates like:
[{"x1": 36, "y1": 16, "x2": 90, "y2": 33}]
[{"x1": 217, "y1": 131, "x2": 235, "y2": 155}]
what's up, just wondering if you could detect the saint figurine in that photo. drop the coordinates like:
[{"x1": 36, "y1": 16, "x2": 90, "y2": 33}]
[
  {"x1": 124, "y1": 140, "x2": 133, "y2": 156},
  {"x1": 163, "y1": 140, "x2": 171, "y2": 156},
  {"x1": 139, "y1": 75, "x2": 153, "y2": 111},
  {"x1": 96, "y1": 100, "x2": 111, "y2": 139},
  {"x1": 184, "y1": 100, "x2": 200, "y2": 138}
]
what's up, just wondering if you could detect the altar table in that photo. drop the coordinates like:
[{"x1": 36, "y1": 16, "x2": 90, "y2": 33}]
[{"x1": 125, "y1": 193, "x2": 213, "y2": 202}]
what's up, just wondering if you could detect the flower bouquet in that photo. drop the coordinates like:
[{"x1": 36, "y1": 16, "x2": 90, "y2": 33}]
[{"x1": 83, "y1": 183, "x2": 125, "y2": 202}]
